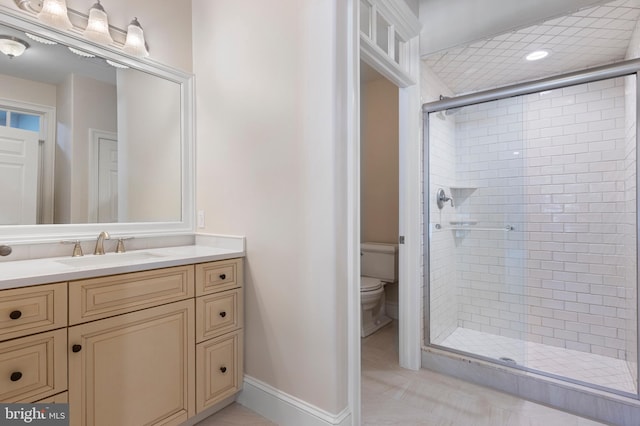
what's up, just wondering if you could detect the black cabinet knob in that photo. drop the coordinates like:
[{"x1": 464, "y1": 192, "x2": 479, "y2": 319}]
[
  {"x1": 72, "y1": 344, "x2": 82, "y2": 353},
  {"x1": 9, "y1": 310, "x2": 22, "y2": 320},
  {"x1": 220, "y1": 366, "x2": 227, "y2": 373},
  {"x1": 10, "y1": 372, "x2": 22, "y2": 382},
  {"x1": 219, "y1": 311, "x2": 227, "y2": 318},
  {"x1": 219, "y1": 274, "x2": 226, "y2": 280}
]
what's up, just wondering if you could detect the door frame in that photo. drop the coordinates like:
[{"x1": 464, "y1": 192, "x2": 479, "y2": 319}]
[
  {"x1": 347, "y1": 0, "x2": 422, "y2": 424},
  {"x1": 88, "y1": 128, "x2": 118, "y2": 223}
]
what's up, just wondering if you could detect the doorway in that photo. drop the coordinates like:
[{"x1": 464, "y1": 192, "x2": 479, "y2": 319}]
[{"x1": 360, "y1": 59, "x2": 400, "y2": 351}]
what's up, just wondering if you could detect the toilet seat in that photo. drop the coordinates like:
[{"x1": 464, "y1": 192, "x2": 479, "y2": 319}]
[{"x1": 361, "y1": 276, "x2": 383, "y2": 292}]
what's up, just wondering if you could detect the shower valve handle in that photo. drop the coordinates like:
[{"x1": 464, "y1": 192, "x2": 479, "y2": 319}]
[{"x1": 436, "y1": 188, "x2": 454, "y2": 209}]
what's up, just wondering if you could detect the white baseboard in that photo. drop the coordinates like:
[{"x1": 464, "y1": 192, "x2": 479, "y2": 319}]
[
  {"x1": 386, "y1": 301, "x2": 398, "y2": 320},
  {"x1": 237, "y1": 376, "x2": 352, "y2": 426}
]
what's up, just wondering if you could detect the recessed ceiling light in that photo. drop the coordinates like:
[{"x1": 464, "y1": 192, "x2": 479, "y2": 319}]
[{"x1": 525, "y1": 50, "x2": 549, "y2": 61}]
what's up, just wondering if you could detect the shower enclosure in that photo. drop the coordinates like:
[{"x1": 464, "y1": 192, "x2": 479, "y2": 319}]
[{"x1": 424, "y1": 61, "x2": 639, "y2": 398}]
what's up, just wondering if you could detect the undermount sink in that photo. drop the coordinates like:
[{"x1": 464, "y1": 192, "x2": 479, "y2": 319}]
[{"x1": 56, "y1": 251, "x2": 166, "y2": 268}]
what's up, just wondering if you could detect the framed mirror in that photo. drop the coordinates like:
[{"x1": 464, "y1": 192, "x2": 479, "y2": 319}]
[{"x1": 0, "y1": 9, "x2": 194, "y2": 243}]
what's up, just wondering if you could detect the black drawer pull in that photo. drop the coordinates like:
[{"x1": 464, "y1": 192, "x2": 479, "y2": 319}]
[
  {"x1": 219, "y1": 274, "x2": 226, "y2": 280},
  {"x1": 220, "y1": 366, "x2": 227, "y2": 373},
  {"x1": 10, "y1": 372, "x2": 22, "y2": 382},
  {"x1": 72, "y1": 344, "x2": 82, "y2": 353},
  {"x1": 9, "y1": 310, "x2": 22, "y2": 320},
  {"x1": 219, "y1": 311, "x2": 227, "y2": 318}
]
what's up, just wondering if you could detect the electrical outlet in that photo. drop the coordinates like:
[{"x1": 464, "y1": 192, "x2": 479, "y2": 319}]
[{"x1": 197, "y1": 210, "x2": 205, "y2": 228}]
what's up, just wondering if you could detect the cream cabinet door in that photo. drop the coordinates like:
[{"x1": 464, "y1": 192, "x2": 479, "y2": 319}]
[
  {"x1": 196, "y1": 330, "x2": 243, "y2": 413},
  {"x1": 68, "y1": 300, "x2": 195, "y2": 426}
]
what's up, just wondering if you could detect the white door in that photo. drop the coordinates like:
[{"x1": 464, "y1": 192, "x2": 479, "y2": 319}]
[
  {"x1": 0, "y1": 127, "x2": 39, "y2": 225},
  {"x1": 97, "y1": 137, "x2": 118, "y2": 223}
]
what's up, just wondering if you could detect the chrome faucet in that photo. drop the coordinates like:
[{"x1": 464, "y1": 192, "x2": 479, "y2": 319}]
[{"x1": 94, "y1": 231, "x2": 110, "y2": 255}]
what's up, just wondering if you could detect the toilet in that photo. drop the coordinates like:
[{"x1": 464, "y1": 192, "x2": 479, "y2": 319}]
[{"x1": 361, "y1": 242, "x2": 398, "y2": 337}]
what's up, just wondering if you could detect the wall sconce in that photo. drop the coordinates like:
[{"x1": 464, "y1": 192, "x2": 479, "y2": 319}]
[
  {"x1": 37, "y1": 0, "x2": 72, "y2": 30},
  {"x1": 0, "y1": 35, "x2": 30, "y2": 58},
  {"x1": 14, "y1": 0, "x2": 150, "y2": 57},
  {"x1": 83, "y1": 1, "x2": 113, "y2": 45},
  {"x1": 123, "y1": 18, "x2": 148, "y2": 58}
]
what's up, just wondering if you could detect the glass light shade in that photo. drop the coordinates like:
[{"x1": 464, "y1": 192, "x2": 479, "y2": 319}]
[
  {"x1": 84, "y1": 2, "x2": 113, "y2": 45},
  {"x1": 123, "y1": 18, "x2": 149, "y2": 58},
  {"x1": 37, "y1": 0, "x2": 73, "y2": 31},
  {"x1": 0, "y1": 36, "x2": 29, "y2": 58}
]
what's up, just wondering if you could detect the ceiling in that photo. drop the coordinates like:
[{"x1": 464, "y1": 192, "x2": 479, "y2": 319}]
[
  {"x1": 0, "y1": 22, "x2": 116, "y2": 86},
  {"x1": 422, "y1": 0, "x2": 640, "y2": 95}
]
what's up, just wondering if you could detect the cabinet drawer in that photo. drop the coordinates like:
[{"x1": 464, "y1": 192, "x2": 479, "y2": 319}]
[
  {"x1": 196, "y1": 289, "x2": 243, "y2": 343},
  {"x1": 0, "y1": 328, "x2": 67, "y2": 402},
  {"x1": 196, "y1": 330, "x2": 243, "y2": 413},
  {"x1": 0, "y1": 283, "x2": 67, "y2": 342},
  {"x1": 69, "y1": 265, "x2": 194, "y2": 325},
  {"x1": 195, "y1": 258, "x2": 243, "y2": 296}
]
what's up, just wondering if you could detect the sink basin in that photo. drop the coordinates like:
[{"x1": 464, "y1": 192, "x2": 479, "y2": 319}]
[{"x1": 56, "y1": 251, "x2": 166, "y2": 268}]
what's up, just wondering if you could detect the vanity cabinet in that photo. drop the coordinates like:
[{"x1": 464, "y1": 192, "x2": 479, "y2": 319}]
[
  {"x1": 195, "y1": 259, "x2": 244, "y2": 413},
  {"x1": 0, "y1": 257, "x2": 244, "y2": 425}
]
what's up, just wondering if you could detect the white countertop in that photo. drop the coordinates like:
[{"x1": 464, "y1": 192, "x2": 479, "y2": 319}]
[{"x1": 0, "y1": 244, "x2": 244, "y2": 290}]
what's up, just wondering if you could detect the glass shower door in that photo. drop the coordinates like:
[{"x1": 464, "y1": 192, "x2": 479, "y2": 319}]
[{"x1": 426, "y1": 75, "x2": 638, "y2": 396}]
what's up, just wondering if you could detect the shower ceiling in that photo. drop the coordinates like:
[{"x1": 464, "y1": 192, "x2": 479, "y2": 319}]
[{"x1": 423, "y1": 0, "x2": 640, "y2": 95}]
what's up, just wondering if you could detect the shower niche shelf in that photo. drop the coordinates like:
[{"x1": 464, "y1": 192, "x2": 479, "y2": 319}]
[{"x1": 449, "y1": 186, "x2": 477, "y2": 206}]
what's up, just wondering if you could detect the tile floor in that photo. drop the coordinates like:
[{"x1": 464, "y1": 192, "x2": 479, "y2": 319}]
[
  {"x1": 361, "y1": 321, "x2": 607, "y2": 425},
  {"x1": 195, "y1": 402, "x2": 276, "y2": 425},
  {"x1": 440, "y1": 327, "x2": 637, "y2": 394},
  {"x1": 198, "y1": 321, "x2": 609, "y2": 425}
]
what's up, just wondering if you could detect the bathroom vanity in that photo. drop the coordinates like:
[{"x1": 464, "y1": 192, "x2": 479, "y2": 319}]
[{"x1": 0, "y1": 246, "x2": 244, "y2": 426}]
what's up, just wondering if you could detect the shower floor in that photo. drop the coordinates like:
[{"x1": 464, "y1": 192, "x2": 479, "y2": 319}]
[{"x1": 440, "y1": 327, "x2": 636, "y2": 394}]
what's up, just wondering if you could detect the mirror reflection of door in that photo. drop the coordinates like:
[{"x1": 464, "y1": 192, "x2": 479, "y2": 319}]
[
  {"x1": 0, "y1": 126, "x2": 39, "y2": 225},
  {"x1": 0, "y1": 108, "x2": 42, "y2": 225},
  {"x1": 89, "y1": 130, "x2": 118, "y2": 223}
]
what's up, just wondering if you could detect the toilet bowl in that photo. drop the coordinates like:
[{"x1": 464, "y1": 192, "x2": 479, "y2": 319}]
[{"x1": 360, "y1": 242, "x2": 397, "y2": 338}]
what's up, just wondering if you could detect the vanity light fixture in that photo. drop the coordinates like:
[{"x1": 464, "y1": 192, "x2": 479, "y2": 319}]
[
  {"x1": 14, "y1": 0, "x2": 151, "y2": 57},
  {"x1": 123, "y1": 18, "x2": 149, "y2": 58},
  {"x1": 0, "y1": 35, "x2": 29, "y2": 58},
  {"x1": 83, "y1": 1, "x2": 113, "y2": 45},
  {"x1": 37, "y1": 0, "x2": 72, "y2": 31},
  {"x1": 525, "y1": 50, "x2": 549, "y2": 61}
]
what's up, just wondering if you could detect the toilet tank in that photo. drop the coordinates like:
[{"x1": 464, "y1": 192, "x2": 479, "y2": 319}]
[{"x1": 361, "y1": 242, "x2": 398, "y2": 282}]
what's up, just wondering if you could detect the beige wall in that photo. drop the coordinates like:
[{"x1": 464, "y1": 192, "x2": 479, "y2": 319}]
[
  {"x1": 54, "y1": 75, "x2": 117, "y2": 223},
  {"x1": 0, "y1": 0, "x2": 192, "y2": 72},
  {"x1": 361, "y1": 77, "x2": 399, "y2": 245},
  {"x1": 72, "y1": 75, "x2": 117, "y2": 223},
  {"x1": 116, "y1": 69, "x2": 181, "y2": 222},
  {"x1": 193, "y1": 0, "x2": 349, "y2": 414},
  {"x1": 0, "y1": 74, "x2": 56, "y2": 106},
  {"x1": 54, "y1": 75, "x2": 72, "y2": 224}
]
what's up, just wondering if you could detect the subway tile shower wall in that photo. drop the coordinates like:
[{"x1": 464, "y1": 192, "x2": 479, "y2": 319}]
[{"x1": 430, "y1": 76, "x2": 637, "y2": 374}]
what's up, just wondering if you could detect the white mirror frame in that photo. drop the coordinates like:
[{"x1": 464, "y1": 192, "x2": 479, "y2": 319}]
[{"x1": 0, "y1": 8, "x2": 195, "y2": 244}]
